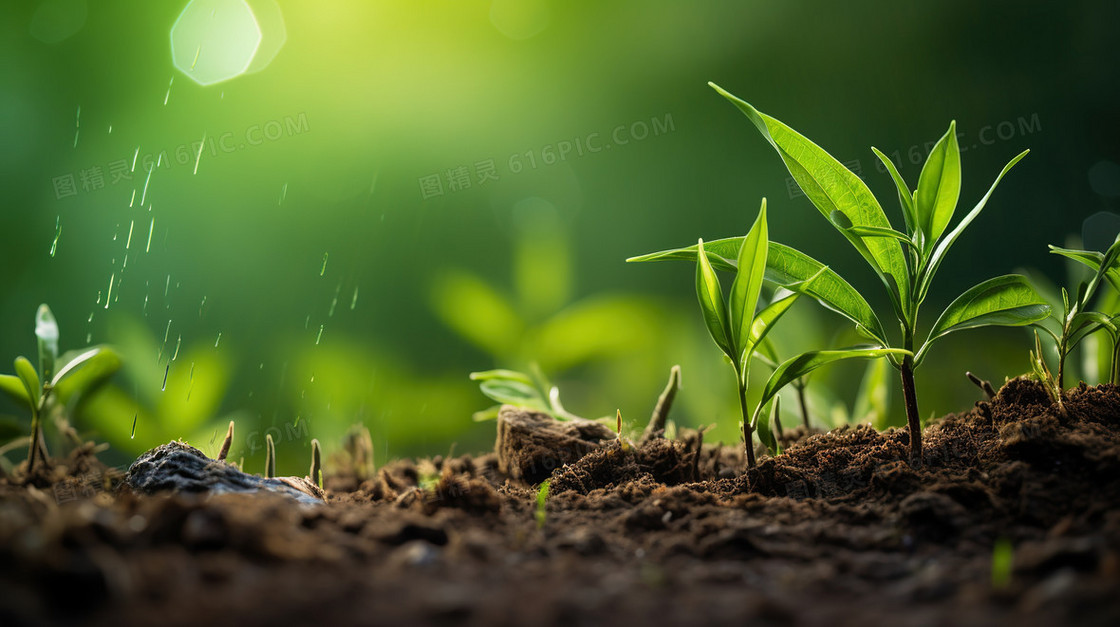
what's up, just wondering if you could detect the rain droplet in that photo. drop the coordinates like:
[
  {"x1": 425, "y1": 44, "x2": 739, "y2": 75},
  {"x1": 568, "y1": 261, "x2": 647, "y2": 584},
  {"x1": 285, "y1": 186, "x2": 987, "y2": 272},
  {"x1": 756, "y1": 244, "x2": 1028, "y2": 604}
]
[
  {"x1": 140, "y1": 164, "x2": 154, "y2": 206},
  {"x1": 130, "y1": 413, "x2": 137, "y2": 439},
  {"x1": 187, "y1": 361, "x2": 195, "y2": 401},
  {"x1": 315, "y1": 324, "x2": 324, "y2": 345},
  {"x1": 278, "y1": 182, "x2": 288, "y2": 205},
  {"x1": 172, "y1": 334, "x2": 181, "y2": 361},
  {"x1": 73, "y1": 105, "x2": 80, "y2": 148},
  {"x1": 320, "y1": 252, "x2": 328, "y2": 276},
  {"x1": 214, "y1": 332, "x2": 222, "y2": 348},
  {"x1": 163, "y1": 76, "x2": 173, "y2": 105},
  {"x1": 129, "y1": 189, "x2": 136, "y2": 207},
  {"x1": 351, "y1": 286, "x2": 359, "y2": 310},
  {"x1": 104, "y1": 273, "x2": 115, "y2": 309},
  {"x1": 161, "y1": 363, "x2": 169, "y2": 391},
  {"x1": 193, "y1": 132, "x2": 206, "y2": 175},
  {"x1": 131, "y1": 146, "x2": 139, "y2": 172},
  {"x1": 199, "y1": 295, "x2": 207, "y2": 317},
  {"x1": 146, "y1": 217, "x2": 154, "y2": 253},
  {"x1": 125, "y1": 219, "x2": 134, "y2": 250},
  {"x1": 328, "y1": 283, "x2": 340, "y2": 317},
  {"x1": 49, "y1": 217, "x2": 61, "y2": 257}
]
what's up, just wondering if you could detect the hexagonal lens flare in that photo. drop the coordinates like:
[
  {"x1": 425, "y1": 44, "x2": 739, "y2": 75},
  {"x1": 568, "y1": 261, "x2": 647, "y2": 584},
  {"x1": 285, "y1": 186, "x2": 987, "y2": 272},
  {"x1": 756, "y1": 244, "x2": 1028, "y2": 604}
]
[{"x1": 171, "y1": 0, "x2": 262, "y2": 86}]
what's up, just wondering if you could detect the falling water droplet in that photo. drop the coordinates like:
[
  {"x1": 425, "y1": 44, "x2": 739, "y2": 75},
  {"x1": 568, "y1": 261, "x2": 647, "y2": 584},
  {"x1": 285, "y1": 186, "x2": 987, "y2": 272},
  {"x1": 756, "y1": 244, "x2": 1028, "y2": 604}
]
[
  {"x1": 161, "y1": 363, "x2": 169, "y2": 391},
  {"x1": 146, "y1": 217, "x2": 154, "y2": 253},
  {"x1": 140, "y1": 165, "x2": 153, "y2": 206},
  {"x1": 104, "y1": 273, "x2": 115, "y2": 309},
  {"x1": 125, "y1": 219, "x2": 134, "y2": 250},
  {"x1": 131, "y1": 147, "x2": 139, "y2": 172},
  {"x1": 143, "y1": 293, "x2": 149, "y2": 316},
  {"x1": 187, "y1": 362, "x2": 195, "y2": 401},
  {"x1": 315, "y1": 324, "x2": 324, "y2": 345},
  {"x1": 214, "y1": 332, "x2": 222, "y2": 348},
  {"x1": 165, "y1": 274, "x2": 171, "y2": 298},
  {"x1": 351, "y1": 286, "x2": 359, "y2": 310},
  {"x1": 49, "y1": 217, "x2": 61, "y2": 257},
  {"x1": 328, "y1": 283, "x2": 340, "y2": 317},
  {"x1": 193, "y1": 132, "x2": 206, "y2": 175},
  {"x1": 278, "y1": 182, "x2": 288, "y2": 205},
  {"x1": 172, "y1": 334, "x2": 182, "y2": 361},
  {"x1": 320, "y1": 252, "x2": 328, "y2": 276},
  {"x1": 163, "y1": 76, "x2": 173, "y2": 105},
  {"x1": 199, "y1": 296, "x2": 207, "y2": 317},
  {"x1": 73, "y1": 105, "x2": 80, "y2": 148},
  {"x1": 108, "y1": 124, "x2": 112, "y2": 134},
  {"x1": 191, "y1": 44, "x2": 202, "y2": 70},
  {"x1": 130, "y1": 413, "x2": 137, "y2": 439}
]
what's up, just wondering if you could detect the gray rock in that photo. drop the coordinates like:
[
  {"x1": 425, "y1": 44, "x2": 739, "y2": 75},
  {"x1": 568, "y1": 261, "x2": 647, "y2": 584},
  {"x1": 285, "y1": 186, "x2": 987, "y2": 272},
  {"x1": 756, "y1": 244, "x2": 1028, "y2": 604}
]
[{"x1": 126, "y1": 441, "x2": 324, "y2": 505}]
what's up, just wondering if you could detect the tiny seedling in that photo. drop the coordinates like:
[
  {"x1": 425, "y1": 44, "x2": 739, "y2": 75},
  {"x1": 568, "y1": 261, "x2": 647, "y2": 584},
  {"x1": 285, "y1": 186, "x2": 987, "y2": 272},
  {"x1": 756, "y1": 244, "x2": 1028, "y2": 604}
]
[
  {"x1": 469, "y1": 366, "x2": 589, "y2": 421},
  {"x1": 634, "y1": 86, "x2": 1051, "y2": 466},
  {"x1": 309, "y1": 438, "x2": 323, "y2": 489},
  {"x1": 1037, "y1": 234, "x2": 1120, "y2": 387},
  {"x1": 535, "y1": 479, "x2": 550, "y2": 530},
  {"x1": 0, "y1": 304, "x2": 120, "y2": 475},
  {"x1": 991, "y1": 537, "x2": 1015, "y2": 589},
  {"x1": 342, "y1": 423, "x2": 375, "y2": 479},
  {"x1": 635, "y1": 201, "x2": 906, "y2": 466},
  {"x1": 217, "y1": 421, "x2": 234, "y2": 462},
  {"x1": 265, "y1": 433, "x2": 276, "y2": 478},
  {"x1": 639, "y1": 365, "x2": 681, "y2": 444}
]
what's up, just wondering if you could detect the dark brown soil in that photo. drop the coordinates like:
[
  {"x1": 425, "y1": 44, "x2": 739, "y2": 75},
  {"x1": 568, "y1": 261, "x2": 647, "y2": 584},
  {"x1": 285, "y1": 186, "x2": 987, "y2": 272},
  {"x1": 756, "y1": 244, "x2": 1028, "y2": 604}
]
[{"x1": 2, "y1": 378, "x2": 1119, "y2": 626}]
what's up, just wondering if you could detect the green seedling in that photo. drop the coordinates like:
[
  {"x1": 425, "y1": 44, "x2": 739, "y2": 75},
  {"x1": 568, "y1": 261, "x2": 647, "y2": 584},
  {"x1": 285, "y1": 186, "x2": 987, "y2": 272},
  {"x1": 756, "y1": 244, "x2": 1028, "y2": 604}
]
[
  {"x1": 635, "y1": 86, "x2": 1050, "y2": 466},
  {"x1": 1030, "y1": 330, "x2": 1065, "y2": 413},
  {"x1": 535, "y1": 479, "x2": 550, "y2": 530},
  {"x1": 991, "y1": 537, "x2": 1015, "y2": 589},
  {"x1": 0, "y1": 304, "x2": 121, "y2": 475},
  {"x1": 1038, "y1": 234, "x2": 1120, "y2": 386},
  {"x1": 639, "y1": 365, "x2": 681, "y2": 444},
  {"x1": 650, "y1": 202, "x2": 907, "y2": 466},
  {"x1": 342, "y1": 423, "x2": 375, "y2": 479},
  {"x1": 309, "y1": 438, "x2": 323, "y2": 489},
  {"x1": 265, "y1": 433, "x2": 276, "y2": 478},
  {"x1": 469, "y1": 366, "x2": 591, "y2": 421}
]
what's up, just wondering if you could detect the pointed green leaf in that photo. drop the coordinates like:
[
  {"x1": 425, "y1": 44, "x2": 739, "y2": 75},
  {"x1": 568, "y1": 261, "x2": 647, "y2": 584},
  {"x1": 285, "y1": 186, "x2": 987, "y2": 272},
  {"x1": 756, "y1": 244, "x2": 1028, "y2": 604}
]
[
  {"x1": 755, "y1": 395, "x2": 781, "y2": 456},
  {"x1": 51, "y1": 347, "x2": 122, "y2": 403},
  {"x1": 917, "y1": 275, "x2": 1051, "y2": 365},
  {"x1": 1050, "y1": 246, "x2": 1120, "y2": 294},
  {"x1": 730, "y1": 201, "x2": 769, "y2": 360},
  {"x1": 919, "y1": 150, "x2": 1029, "y2": 304},
  {"x1": 871, "y1": 147, "x2": 916, "y2": 233},
  {"x1": 915, "y1": 121, "x2": 962, "y2": 246},
  {"x1": 1066, "y1": 311, "x2": 1118, "y2": 349},
  {"x1": 0, "y1": 374, "x2": 31, "y2": 407},
  {"x1": 14, "y1": 357, "x2": 40, "y2": 406},
  {"x1": 469, "y1": 369, "x2": 536, "y2": 385},
  {"x1": 478, "y1": 379, "x2": 548, "y2": 409},
  {"x1": 709, "y1": 82, "x2": 911, "y2": 315},
  {"x1": 696, "y1": 239, "x2": 733, "y2": 358},
  {"x1": 740, "y1": 292, "x2": 800, "y2": 372},
  {"x1": 35, "y1": 304, "x2": 59, "y2": 384},
  {"x1": 755, "y1": 347, "x2": 910, "y2": 427},
  {"x1": 628, "y1": 238, "x2": 887, "y2": 344}
]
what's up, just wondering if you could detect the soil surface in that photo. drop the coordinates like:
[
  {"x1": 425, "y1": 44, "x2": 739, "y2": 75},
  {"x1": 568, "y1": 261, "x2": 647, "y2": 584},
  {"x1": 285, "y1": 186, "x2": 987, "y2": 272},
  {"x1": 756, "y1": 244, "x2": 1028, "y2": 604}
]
[{"x1": 1, "y1": 378, "x2": 1119, "y2": 626}]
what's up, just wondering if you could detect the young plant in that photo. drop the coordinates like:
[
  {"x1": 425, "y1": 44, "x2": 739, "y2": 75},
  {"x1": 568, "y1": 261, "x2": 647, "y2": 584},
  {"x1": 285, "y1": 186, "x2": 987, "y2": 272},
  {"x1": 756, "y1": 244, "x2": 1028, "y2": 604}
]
[
  {"x1": 0, "y1": 304, "x2": 120, "y2": 475},
  {"x1": 1040, "y1": 234, "x2": 1120, "y2": 386},
  {"x1": 469, "y1": 366, "x2": 595, "y2": 422},
  {"x1": 637, "y1": 84, "x2": 1050, "y2": 466},
  {"x1": 535, "y1": 479, "x2": 550, "y2": 530},
  {"x1": 309, "y1": 438, "x2": 323, "y2": 489},
  {"x1": 669, "y1": 202, "x2": 905, "y2": 466},
  {"x1": 265, "y1": 433, "x2": 276, "y2": 478}
]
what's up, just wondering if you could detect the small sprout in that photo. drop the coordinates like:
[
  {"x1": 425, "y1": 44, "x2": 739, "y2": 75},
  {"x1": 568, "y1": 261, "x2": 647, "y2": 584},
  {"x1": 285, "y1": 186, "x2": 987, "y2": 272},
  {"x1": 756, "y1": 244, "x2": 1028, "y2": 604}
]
[
  {"x1": 615, "y1": 409, "x2": 631, "y2": 452},
  {"x1": 1030, "y1": 331, "x2": 1066, "y2": 415},
  {"x1": 966, "y1": 371, "x2": 997, "y2": 400},
  {"x1": 309, "y1": 438, "x2": 322, "y2": 489},
  {"x1": 265, "y1": 434, "x2": 276, "y2": 478},
  {"x1": 640, "y1": 365, "x2": 681, "y2": 445},
  {"x1": 535, "y1": 479, "x2": 550, "y2": 530},
  {"x1": 469, "y1": 366, "x2": 587, "y2": 421},
  {"x1": 991, "y1": 537, "x2": 1014, "y2": 589},
  {"x1": 217, "y1": 421, "x2": 234, "y2": 462},
  {"x1": 343, "y1": 424, "x2": 374, "y2": 479}
]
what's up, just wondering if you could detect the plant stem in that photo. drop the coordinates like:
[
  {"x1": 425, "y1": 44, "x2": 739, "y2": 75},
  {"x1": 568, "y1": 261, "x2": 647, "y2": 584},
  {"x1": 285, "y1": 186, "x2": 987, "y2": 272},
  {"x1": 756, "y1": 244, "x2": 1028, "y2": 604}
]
[
  {"x1": 796, "y1": 382, "x2": 810, "y2": 429},
  {"x1": 1112, "y1": 336, "x2": 1120, "y2": 385},
  {"x1": 900, "y1": 357, "x2": 922, "y2": 467},
  {"x1": 26, "y1": 406, "x2": 41, "y2": 475},
  {"x1": 1057, "y1": 334, "x2": 1068, "y2": 390},
  {"x1": 738, "y1": 376, "x2": 756, "y2": 468}
]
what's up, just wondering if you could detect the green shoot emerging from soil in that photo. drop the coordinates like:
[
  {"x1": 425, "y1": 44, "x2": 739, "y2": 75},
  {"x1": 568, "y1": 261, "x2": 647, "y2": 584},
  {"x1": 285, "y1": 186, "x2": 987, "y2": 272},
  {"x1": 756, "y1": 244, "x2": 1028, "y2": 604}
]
[
  {"x1": 469, "y1": 366, "x2": 588, "y2": 421},
  {"x1": 535, "y1": 479, "x2": 550, "y2": 530},
  {"x1": 633, "y1": 202, "x2": 907, "y2": 466},
  {"x1": 310, "y1": 438, "x2": 323, "y2": 488},
  {"x1": 693, "y1": 84, "x2": 1049, "y2": 466},
  {"x1": 1039, "y1": 234, "x2": 1120, "y2": 386},
  {"x1": 265, "y1": 434, "x2": 276, "y2": 478},
  {"x1": 0, "y1": 304, "x2": 120, "y2": 476}
]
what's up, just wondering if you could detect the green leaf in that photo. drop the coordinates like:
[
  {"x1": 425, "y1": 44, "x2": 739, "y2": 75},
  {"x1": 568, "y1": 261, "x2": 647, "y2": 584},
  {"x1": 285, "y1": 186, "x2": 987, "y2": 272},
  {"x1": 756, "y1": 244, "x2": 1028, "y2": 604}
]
[
  {"x1": 1066, "y1": 311, "x2": 1118, "y2": 350},
  {"x1": 1050, "y1": 246, "x2": 1120, "y2": 295},
  {"x1": 51, "y1": 347, "x2": 122, "y2": 403},
  {"x1": 478, "y1": 379, "x2": 548, "y2": 409},
  {"x1": 629, "y1": 238, "x2": 887, "y2": 344},
  {"x1": 709, "y1": 82, "x2": 911, "y2": 317},
  {"x1": 35, "y1": 304, "x2": 59, "y2": 384},
  {"x1": 741, "y1": 292, "x2": 800, "y2": 372},
  {"x1": 844, "y1": 225, "x2": 919, "y2": 251},
  {"x1": 469, "y1": 369, "x2": 535, "y2": 385},
  {"x1": 0, "y1": 375, "x2": 31, "y2": 408},
  {"x1": 695, "y1": 239, "x2": 733, "y2": 358},
  {"x1": 729, "y1": 201, "x2": 769, "y2": 360},
  {"x1": 871, "y1": 147, "x2": 916, "y2": 233},
  {"x1": 919, "y1": 150, "x2": 1029, "y2": 304},
  {"x1": 755, "y1": 395, "x2": 781, "y2": 456},
  {"x1": 917, "y1": 275, "x2": 1051, "y2": 365},
  {"x1": 13, "y1": 357, "x2": 40, "y2": 406},
  {"x1": 915, "y1": 121, "x2": 962, "y2": 247},
  {"x1": 755, "y1": 347, "x2": 910, "y2": 428}
]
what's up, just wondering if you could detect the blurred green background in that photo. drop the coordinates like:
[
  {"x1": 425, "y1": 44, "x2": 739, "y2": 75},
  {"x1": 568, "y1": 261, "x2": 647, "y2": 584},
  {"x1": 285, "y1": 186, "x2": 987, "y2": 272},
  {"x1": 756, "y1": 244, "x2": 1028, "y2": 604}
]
[{"x1": 2, "y1": 0, "x2": 1119, "y2": 475}]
